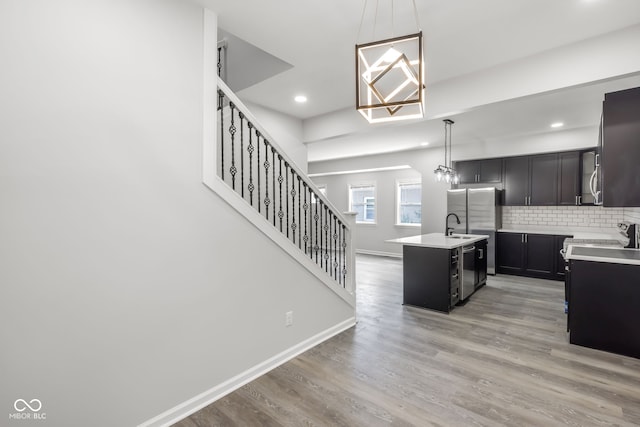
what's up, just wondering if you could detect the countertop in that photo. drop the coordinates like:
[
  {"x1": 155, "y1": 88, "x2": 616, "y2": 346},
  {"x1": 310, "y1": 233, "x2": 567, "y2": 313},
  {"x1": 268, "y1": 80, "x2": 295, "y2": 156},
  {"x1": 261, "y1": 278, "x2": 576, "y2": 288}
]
[
  {"x1": 386, "y1": 233, "x2": 489, "y2": 250},
  {"x1": 566, "y1": 245, "x2": 640, "y2": 266}
]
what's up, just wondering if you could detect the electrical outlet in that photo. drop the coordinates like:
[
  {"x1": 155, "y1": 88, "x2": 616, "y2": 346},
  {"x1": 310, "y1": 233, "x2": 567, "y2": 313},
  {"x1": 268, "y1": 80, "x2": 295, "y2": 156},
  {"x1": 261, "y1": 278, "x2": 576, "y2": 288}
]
[{"x1": 285, "y1": 311, "x2": 293, "y2": 327}]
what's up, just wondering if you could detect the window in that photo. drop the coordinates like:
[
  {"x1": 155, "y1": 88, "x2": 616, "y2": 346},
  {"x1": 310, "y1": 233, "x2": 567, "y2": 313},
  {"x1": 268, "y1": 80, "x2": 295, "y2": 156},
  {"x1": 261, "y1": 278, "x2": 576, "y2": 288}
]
[
  {"x1": 397, "y1": 181, "x2": 421, "y2": 225},
  {"x1": 349, "y1": 184, "x2": 376, "y2": 223},
  {"x1": 311, "y1": 185, "x2": 326, "y2": 204}
]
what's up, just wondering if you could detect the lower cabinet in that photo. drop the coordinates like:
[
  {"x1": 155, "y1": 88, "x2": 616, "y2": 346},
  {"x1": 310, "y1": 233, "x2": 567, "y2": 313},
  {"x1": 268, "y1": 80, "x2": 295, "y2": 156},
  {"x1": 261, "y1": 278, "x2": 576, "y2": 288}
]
[
  {"x1": 569, "y1": 259, "x2": 640, "y2": 358},
  {"x1": 497, "y1": 232, "x2": 569, "y2": 281}
]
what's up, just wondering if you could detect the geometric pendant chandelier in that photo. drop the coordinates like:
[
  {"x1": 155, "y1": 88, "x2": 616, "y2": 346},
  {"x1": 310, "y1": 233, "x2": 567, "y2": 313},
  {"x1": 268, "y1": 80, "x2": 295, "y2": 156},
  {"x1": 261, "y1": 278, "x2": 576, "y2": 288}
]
[{"x1": 356, "y1": 32, "x2": 425, "y2": 123}]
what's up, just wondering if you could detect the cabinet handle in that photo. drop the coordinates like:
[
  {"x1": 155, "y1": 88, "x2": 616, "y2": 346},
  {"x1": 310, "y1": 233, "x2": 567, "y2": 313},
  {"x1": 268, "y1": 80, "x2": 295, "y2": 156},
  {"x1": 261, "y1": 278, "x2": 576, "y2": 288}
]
[
  {"x1": 521, "y1": 234, "x2": 524, "y2": 243},
  {"x1": 478, "y1": 249, "x2": 484, "y2": 259},
  {"x1": 451, "y1": 273, "x2": 459, "y2": 280},
  {"x1": 524, "y1": 196, "x2": 528, "y2": 205},
  {"x1": 578, "y1": 195, "x2": 582, "y2": 205},
  {"x1": 525, "y1": 234, "x2": 528, "y2": 243}
]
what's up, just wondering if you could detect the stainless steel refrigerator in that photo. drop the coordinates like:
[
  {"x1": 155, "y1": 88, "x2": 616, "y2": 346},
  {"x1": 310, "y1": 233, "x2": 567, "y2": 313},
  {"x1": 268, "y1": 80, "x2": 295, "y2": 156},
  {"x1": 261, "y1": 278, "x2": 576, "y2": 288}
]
[{"x1": 447, "y1": 188, "x2": 502, "y2": 274}]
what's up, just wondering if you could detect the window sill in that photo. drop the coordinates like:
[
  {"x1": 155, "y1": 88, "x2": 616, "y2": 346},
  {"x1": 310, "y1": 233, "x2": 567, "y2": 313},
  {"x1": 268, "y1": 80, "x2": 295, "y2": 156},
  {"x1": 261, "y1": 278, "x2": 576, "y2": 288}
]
[{"x1": 395, "y1": 223, "x2": 421, "y2": 228}]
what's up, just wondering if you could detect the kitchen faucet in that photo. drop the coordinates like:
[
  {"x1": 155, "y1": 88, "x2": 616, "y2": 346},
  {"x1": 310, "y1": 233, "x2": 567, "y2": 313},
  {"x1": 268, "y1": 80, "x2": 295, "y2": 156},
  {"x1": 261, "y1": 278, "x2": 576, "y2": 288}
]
[{"x1": 445, "y1": 213, "x2": 461, "y2": 236}]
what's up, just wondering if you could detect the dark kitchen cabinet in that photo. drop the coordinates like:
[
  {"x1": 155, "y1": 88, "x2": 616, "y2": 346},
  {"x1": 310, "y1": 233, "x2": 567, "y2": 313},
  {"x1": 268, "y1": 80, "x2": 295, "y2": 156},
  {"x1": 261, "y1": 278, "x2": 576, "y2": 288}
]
[
  {"x1": 496, "y1": 232, "x2": 525, "y2": 274},
  {"x1": 503, "y1": 154, "x2": 558, "y2": 206},
  {"x1": 403, "y1": 245, "x2": 458, "y2": 313},
  {"x1": 475, "y1": 239, "x2": 488, "y2": 288},
  {"x1": 456, "y1": 159, "x2": 503, "y2": 184},
  {"x1": 569, "y1": 259, "x2": 640, "y2": 358},
  {"x1": 557, "y1": 152, "x2": 581, "y2": 206},
  {"x1": 503, "y1": 156, "x2": 529, "y2": 205},
  {"x1": 602, "y1": 86, "x2": 640, "y2": 207},
  {"x1": 497, "y1": 232, "x2": 566, "y2": 281}
]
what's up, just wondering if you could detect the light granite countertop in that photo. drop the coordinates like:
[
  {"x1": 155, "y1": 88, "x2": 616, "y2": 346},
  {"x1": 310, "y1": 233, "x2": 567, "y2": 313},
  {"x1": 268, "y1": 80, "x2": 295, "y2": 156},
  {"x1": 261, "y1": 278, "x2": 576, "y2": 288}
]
[{"x1": 386, "y1": 233, "x2": 489, "y2": 250}]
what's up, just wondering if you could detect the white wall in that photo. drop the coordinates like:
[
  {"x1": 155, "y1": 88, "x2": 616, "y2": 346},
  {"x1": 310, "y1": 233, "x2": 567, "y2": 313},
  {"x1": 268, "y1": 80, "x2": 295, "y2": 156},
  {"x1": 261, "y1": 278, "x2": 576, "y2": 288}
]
[
  {"x1": 242, "y1": 101, "x2": 308, "y2": 173},
  {"x1": 0, "y1": 2, "x2": 353, "y2": 426},
  {"x1": 311, "y1": 168, "x2": 422, "y2": 256}
]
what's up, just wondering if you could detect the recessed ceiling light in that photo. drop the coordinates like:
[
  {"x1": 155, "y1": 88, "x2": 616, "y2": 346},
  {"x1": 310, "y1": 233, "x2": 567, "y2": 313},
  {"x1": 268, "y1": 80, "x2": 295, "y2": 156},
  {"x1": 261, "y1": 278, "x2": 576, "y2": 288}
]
[
  {"x1": 294, "y1": 95, "x2": 307, "y2": 103},
  {"x1": 551, "y1": 122, "x2": 564, "y2": 128},
  {"x1": 420, "y1": 141, "x2": 429, "y2": 146}
]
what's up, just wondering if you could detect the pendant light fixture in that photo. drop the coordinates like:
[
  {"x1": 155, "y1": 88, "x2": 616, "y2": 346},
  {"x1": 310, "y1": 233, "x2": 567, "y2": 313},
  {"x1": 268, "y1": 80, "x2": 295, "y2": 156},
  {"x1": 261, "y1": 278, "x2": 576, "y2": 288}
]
[
  {"x1": 434, "y1": 119, "x2": 459, "y2": 184},
  {"x1": 355, "y1": 0, "x2": 424, "y2": 124}
]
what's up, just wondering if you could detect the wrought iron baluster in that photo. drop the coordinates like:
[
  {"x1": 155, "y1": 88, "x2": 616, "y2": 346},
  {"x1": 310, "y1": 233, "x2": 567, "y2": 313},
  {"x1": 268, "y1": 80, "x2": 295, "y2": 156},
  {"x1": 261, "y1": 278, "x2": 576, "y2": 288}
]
[
  {"x1": 239, "y1": 112, "x2": 245, "y2": 198},
  {"x1": 229, "y1": 102, "x2": 237, "y2": 189},
  {"x1": 247, "y1": 123, "x2": 254, "y2": 206},
  {"x1": 303, "y1": 182, "x2": 309, "y2": 254},
  {"x1": 218, "y1": 89, "x2": 225, "y2": 180},
  {"x1": 263, "y1": 139, "x2": 270, "y2": 220},
  {"x1": 256, "y1": 130, "x2": 261, "y2": 213},
  {"x1": 324, "y1": 205, "x2": 329, "y2": 272},
  {"x1": 314, "y1": 193, "x2": 319, "y2": 263},
  {"x1": 277, "y1": 155, "x2": 283, "y2": 232},
  {"x1": 285, "y1": 163, "x2": 290, "y2": 238},
  {"x1": 332, "y1": 215, "x2": 338, "y2": 280},
  {"x1": 342, "y1": 223, "x2": 347, "y2": 284},
  {"x1": 272, "y1": 147, "x2": 276, "y2": 226},
  {"x1": 288, "y1": 166, "x2": 295, "y2": 242},
  {"x1": 297, "y1": 176, "x2": 302, "y2": 248}
]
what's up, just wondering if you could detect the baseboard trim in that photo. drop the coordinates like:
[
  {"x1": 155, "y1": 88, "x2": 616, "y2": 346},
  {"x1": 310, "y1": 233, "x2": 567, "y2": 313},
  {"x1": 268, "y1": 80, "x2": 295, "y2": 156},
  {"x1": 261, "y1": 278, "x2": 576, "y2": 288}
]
[
  {"x1": 138, "y1": 317, "x2": 356, "y2": 427},
  {"x1": 356, "y1": 249, "x2": 402, "y2": 258}
]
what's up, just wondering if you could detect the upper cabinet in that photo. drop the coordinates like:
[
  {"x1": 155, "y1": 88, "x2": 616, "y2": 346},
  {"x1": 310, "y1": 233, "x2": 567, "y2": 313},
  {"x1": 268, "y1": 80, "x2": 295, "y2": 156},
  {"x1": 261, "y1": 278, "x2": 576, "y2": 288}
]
[
  {"x1": 459, "y1": 150, "x2": 596, "y2": 206},
  {"x1": 503, "y1": 154, "x2": 557, "y2": 206},
  {"x1": 602, "y1": 86, "x2": 640, "y2": 207},
  {"x1": 455, "y1": 159, "x2": 502, "y2": 184},
  {"x1": 557, "y1": 151, "x2": 581, "y2": 206}
]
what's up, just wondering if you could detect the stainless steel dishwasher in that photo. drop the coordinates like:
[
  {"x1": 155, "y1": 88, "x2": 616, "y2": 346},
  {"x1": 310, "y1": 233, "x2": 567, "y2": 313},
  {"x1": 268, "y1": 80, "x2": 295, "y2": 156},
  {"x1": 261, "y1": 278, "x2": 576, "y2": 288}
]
[{"x1": 460, "y1": 244, "x2": 476, "y2": 300}]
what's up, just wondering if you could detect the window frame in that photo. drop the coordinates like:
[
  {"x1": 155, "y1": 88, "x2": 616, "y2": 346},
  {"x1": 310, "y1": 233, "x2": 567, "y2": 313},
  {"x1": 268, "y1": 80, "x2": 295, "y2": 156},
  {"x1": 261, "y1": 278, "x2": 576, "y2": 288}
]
[
  {"x1": 349, "y1": 183, "x2": 377, "y2": 225},
  {"x1": 396, "y1": 179, "x2": 422, "y2": 227}
]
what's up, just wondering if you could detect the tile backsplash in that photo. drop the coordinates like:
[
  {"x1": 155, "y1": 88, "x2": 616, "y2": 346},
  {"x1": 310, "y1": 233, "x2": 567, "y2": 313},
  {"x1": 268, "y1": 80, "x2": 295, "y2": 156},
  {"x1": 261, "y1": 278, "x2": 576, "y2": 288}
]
[
  {"x1": 503, "y1": 206, "x2": 624, "y2": 228},
  {"x1": 624, "y1": 207, "x2": 640, "y2": 223}
]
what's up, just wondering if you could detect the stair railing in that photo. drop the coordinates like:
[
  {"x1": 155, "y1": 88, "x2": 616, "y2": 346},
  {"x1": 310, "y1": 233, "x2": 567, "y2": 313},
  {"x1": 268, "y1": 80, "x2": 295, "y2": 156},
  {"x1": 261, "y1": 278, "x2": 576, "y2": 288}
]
[{"x1": 208, "y1": 76, "x2": 355, "y2": 297}]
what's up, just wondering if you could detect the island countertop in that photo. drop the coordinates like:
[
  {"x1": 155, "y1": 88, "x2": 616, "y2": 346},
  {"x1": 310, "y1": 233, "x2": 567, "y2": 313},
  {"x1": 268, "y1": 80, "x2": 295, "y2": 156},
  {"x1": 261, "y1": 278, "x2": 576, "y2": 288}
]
[{"x1": 386, "y1": 233, "x2": 489, "y2": 250}]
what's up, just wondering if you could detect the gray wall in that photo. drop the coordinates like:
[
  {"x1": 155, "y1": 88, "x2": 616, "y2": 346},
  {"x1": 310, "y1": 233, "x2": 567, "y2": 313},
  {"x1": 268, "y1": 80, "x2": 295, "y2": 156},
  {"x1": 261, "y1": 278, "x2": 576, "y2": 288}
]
[
  {"x1": 0, "y1": 2, "x2": 353, "y2": 426},
  {"x1": 311, "y1": 168, "x2": 423, "y2": 256}
]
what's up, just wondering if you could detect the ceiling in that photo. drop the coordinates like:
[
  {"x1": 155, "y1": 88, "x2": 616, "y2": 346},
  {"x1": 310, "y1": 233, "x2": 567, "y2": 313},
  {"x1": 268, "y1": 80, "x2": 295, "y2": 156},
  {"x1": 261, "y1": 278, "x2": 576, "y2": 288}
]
[{"x1": 199, "y1": 0, "x2": 640, "y2": 162}]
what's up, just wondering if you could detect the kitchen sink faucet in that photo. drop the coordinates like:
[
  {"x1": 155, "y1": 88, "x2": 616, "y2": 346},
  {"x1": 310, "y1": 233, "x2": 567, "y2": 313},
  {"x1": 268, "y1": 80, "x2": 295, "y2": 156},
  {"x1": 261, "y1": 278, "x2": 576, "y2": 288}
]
[{"x1": 445, "y1": 213, "x2": 461, "y2": 236}]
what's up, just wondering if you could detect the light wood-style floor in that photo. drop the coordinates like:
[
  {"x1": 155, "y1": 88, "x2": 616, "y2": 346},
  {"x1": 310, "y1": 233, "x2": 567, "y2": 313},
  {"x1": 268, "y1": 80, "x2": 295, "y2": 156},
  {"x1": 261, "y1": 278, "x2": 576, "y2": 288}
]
[{"x1": 175, "y1": 254, "x2": 640, "y2": 426}]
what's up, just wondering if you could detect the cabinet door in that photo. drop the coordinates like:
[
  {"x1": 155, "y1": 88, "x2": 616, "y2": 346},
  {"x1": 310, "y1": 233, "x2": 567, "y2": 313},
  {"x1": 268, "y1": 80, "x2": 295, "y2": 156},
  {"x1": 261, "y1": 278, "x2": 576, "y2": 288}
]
[
  {"x1": 496, "y1": 232, "x2": 525, "y2": 274},
  {"x1": 503, "y1": 156, "x2": 529, "y2": 206},
  {"x1": 530, "y1": 154, "x2": 558, "y2": 206},
  {"x1": 602, "y1": 87, "x2": 640, "y2": 207},
  {"x1": 524, "y1": 234, "x2": 555, "y2": 277},
  {"x1": 558, "y1": 152, "x2": 580, "y2": 206},
  {"x1": 456, "y1": 161, "x2": 479, "y2": 184},
  {"x1": 478, "y1": 158, "x2": 503, "y2": 183},
  {"x1": 475, "y1": 239, "x2": 488, "y2": 287}
]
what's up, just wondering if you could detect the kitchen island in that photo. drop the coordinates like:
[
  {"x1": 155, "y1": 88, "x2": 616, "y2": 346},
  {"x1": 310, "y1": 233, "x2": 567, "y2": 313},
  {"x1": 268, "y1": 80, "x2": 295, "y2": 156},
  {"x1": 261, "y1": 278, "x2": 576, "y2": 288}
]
[{"x1": 387, "y1": 233, "x2": 489, "y2": 313}]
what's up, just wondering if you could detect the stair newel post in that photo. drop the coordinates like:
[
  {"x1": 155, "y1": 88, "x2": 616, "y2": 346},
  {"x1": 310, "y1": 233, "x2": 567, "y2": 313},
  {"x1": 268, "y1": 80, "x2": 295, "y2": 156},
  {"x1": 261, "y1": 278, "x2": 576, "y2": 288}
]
[{"x1": 342, "y1": 212, "x2": 357, "y2": 295}]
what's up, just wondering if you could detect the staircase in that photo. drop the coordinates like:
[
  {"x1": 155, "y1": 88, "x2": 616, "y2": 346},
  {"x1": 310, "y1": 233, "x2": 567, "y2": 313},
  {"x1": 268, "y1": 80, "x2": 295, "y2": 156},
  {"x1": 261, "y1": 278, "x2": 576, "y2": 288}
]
[{"x1": 202, "y1": 75, "x2": 356, "y2": 306}]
